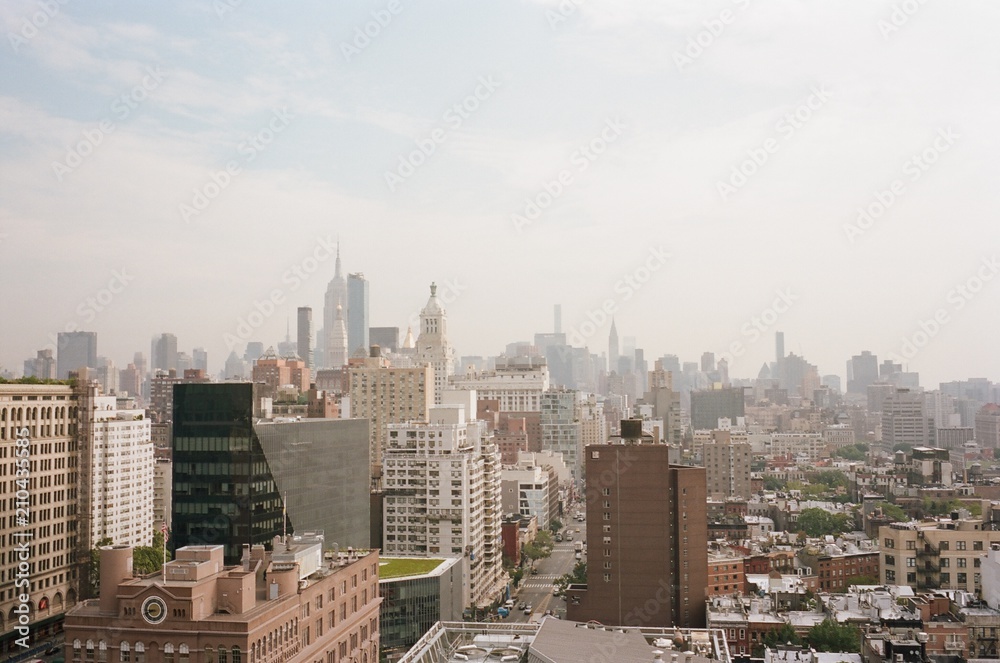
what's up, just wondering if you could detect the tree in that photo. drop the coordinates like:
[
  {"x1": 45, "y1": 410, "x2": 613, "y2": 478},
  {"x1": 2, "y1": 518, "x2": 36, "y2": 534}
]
[
  {"x1": 835, "y1": 444, "x2": 867, "y2": 461},
  {"x1": 764, "y1": 476, "x2": 786, "y2": 491},
  {"x1": 555, "y1": 561, "x2": 587, "y2": 592},
  {"x1": 755, "y1": 623, "x2": 800, "y2": 656},
  {"x1": 549, "y1": 519, "x2": 563, "y2": 534},
  {"x1": 876, "y1": 502, "x2": 907, "y2": 522},
  {"x1": 133, "y1": 530, "x2": 172, "y2": 575},
  {"x1": 805, "y1": 619, "x2": 860, "y2": 652},
  {"x1": 845, "y1": 574, "x2": 879, "y2": 588},
  {"x1": 87, "y1": 532, "x2": 173, "y2": 596},
  {"x1": 797, "y1": 508, "x2": 834, "y2": 537}
]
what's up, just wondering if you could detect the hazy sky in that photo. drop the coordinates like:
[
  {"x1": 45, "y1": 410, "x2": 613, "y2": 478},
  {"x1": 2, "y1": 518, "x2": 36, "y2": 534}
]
[{"x1": 2, "y1": 0, "x2": 998, "y2": 387}]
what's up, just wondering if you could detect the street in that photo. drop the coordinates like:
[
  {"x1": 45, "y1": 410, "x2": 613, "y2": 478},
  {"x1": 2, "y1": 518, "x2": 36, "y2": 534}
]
[{"x1": 508, "y1": 519, "x2": 585, "y2": 623}]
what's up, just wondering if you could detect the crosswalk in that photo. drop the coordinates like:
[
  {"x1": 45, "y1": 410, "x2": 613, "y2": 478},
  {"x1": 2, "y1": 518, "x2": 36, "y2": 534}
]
[{"x1": 519, "y1": 574, "x2": 559, "y2": 589}]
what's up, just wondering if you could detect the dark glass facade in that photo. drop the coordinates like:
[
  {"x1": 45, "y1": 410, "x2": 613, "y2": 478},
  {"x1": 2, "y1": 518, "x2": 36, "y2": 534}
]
[
  {"x1": 172, "y1": 383, "x2": 283, "y2": 563},
  {"x1": 172, "y1": 383, "x2": 372, "y2": 564}
]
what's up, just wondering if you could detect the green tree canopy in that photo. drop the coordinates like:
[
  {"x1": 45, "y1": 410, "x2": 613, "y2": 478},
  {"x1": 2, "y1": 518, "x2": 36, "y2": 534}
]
[
  {"x1": 797, "y1": 508, "x2": 854, "y2": 537},
  {"x1": 876, "y1": 502, "x2": 907, "y2": 522},
  {"x1": 805, "y1": 619, "x2": 861, "y2": 652},
  {"x1": 554, "y1": 561, "x2": 587, "y2": 592}
]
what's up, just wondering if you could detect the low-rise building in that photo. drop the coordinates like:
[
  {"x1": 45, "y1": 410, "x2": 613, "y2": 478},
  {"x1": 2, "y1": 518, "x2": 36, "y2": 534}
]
[{"x1": 63, "y1": 533, "x2": 380, "y2": 663}]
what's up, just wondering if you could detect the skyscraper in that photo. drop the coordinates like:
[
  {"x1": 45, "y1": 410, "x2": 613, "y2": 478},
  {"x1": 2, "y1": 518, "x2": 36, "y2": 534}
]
[
  {"x1": 193, "y1": 347, "x2": 208, "y2": 372},
  {"x1": 848, "y1": 350, "x2": 879, "y2": 395},
  {"x1": 566, "y1": 420, "x2": 707, "y2": 628},
  {"x1": 57, "y1": 330, "x2": 97, "y2": 378},
  {"x1": 329, "y1": 305, "x2": 348, "y2": 368},
  {"x1": 297, "y1": 306, "x2": 313, "y2": 367},
  {"x1": 347, "y1": 272, "x2": 369, "y2": 357},
  {"x1": 608, "y1": 317, "x2": 619, "y2": 372},
  {"x1": 323, "y1": 243, "x2": 348, "y2": 368},
  {"x1": 151, "y1": 332, "x2": 178, "y2": 373},
  {"x1": 415, "y1": 283, "x2": 454, "y2": 404}
]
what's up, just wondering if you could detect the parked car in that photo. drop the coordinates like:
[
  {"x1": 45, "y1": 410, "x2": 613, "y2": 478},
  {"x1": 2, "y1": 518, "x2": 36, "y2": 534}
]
[{"x1": 518, "y1": 602, "x2": 526, "y2": 610}]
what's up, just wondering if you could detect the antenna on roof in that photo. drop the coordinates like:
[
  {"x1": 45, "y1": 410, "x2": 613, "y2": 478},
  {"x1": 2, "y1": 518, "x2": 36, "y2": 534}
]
[{"x1": 282, "y1": 492, "x2": 288, "y2": 543}]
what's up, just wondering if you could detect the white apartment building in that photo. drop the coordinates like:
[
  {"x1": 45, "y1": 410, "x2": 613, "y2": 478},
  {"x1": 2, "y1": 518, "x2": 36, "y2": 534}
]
[
  {"x1": 79, "y1": 386, "x2": 154, "y2": 548},
  {"x1": 382, "y1": 405, "x2": 505, "y2": 608},
  {"x1": 500, "y1": 463, "x2": 557, "y2": 529},
  {"x1": 451, "y1": 356, "x2": 550, "y2": 412}
]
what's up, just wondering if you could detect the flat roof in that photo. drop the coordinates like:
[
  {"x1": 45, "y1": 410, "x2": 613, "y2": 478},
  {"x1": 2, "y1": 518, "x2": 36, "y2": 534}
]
[{"x1": 379, "y1": 557, "x2": 450, "y2": 580}]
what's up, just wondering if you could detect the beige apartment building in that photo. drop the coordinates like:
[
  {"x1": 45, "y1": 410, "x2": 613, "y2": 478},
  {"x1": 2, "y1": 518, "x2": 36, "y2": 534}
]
[
  {"x1": 348, "y1": 357, "x2": 433, "y2": 479},
  {"x1": 0, "y1": 384, "x2": 82, "y2": 653},
  {"x1": 880, "y1": 519, "x2": 1000, "y2": 594}
]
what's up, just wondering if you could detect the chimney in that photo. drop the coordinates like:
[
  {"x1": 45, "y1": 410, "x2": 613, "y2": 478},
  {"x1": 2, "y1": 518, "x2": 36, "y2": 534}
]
[
  {"x1": 241, "y1": 544, "x2": 251, "y2": 572},
  {"x1": 99, "y1": 546, "x2": 134, "y2": 614}
]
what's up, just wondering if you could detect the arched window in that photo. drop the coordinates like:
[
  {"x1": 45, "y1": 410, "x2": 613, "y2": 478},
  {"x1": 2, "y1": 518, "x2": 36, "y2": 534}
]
[
  {"x1": 86, "y1": 640, "x2": 95, "y2": 662},
  {"x1": 232, "y1": 646, "x2": 242, "y2": 663},
  {"x1": 218, "y1": 645, "x2": 228, "y2": 663},
  {"x1": 98, "y1": 641, "x2": 108, "y2": 662},
  {"x1": 73, "y1": 640, "x2": 82, "y2": 663},
  {"x1": 134, "y1": 643, "x2": 145, "y2": 663},
  {"x1": 164, "y1": 643, "x2": 174, "y2": 663},
  {"x1": 204, "y1": 646, "x2": 214, "y2": 663},
  {"x1": 120, "y1": 641, "x2": 130, "y2": 663},
  {"x1": 178, "y1": 644, "x2": 189, "y2": 663}
]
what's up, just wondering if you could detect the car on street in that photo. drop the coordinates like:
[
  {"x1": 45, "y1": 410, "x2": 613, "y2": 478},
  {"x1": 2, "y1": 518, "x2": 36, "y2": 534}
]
[
  {"x1": 523, "y1": 605, "x2": 532, "y2": 614},
  {"x1": 518, "y1": 602, "x2": 526, "y2": 610}
]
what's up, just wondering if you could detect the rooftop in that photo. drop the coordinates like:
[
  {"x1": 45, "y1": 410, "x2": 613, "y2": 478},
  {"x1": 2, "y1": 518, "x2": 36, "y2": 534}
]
[{"x1": 379, "y1": 557, "x2": 450, "y2": 580}]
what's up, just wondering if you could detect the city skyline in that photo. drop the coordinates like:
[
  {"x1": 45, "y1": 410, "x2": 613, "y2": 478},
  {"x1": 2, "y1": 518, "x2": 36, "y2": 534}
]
[{"x1": 3, "y1": 2, "x2": 999, "y2": 388}]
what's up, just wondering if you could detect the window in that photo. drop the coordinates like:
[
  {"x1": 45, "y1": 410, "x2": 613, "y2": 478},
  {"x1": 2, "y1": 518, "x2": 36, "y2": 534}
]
[
  {"x1": 134, "y1": 644, "x2": 144, "y2": 663},
  {"x1": 163, "y1": 644, "x2": 174, "y2": 663},
  {"x1": 957, "y1": 573, "x2": 967, "y2": 584},
  {"x1": 120, "y1": 644, "x2": 130, "y2": 663},
  {"x1": 591, "y1": 451, "x2": 600, "y2": 459},
  {"x1": 604, "y1": 562, "x2": 612, "y2": 569},
  {"x1": 603, "y1": 574, "x2": 611, "y2": 582},
  {"x1": 941, "y1": 558, "x2": 950, "y2": 567},
  {"x1": 974, "y1": 541, "x2": 984, "y2": 551},
  {"x1": 602, "y1": 488, "x2": 610, "y2": 496},
  {"x1": 98, "y1": 642, "x2": 107, "y2": 663},
  {"x1": 958, "y1": 558, "x2": 967, "y2": 568},
  {"x1": 957, "y1": 541, "x2": 967, "y2": 551},
  {"x1": 178, "y1": 645, "x2": 189, "y2": 663},
  {"x1": 940, "y1": 573, "x2": 950, "y2": 584},
  {"x1": 885, "y1": 555, "x2": 895, "y2": 566},
  {"x1": 603, "y1": 513, "x2": 610, "y2": 520},
  {"x1": 218, "y1": 646, "x2": 227, "y2": 663},
  {"x1": 906, "y1": 558, "x2": 916, "y2": 567},
  {"x1": 886, "y1": 570, "x2": 896, "y2": 582},
  {"x1": 884, "y1": 538, "x2": 895, "y2": 549},
  {"x1": 905, "y1": 541, "x2": 915, "y2": 550},
  {"x1": 940, "y1": 541, "x2": 950, "y2": 551}
]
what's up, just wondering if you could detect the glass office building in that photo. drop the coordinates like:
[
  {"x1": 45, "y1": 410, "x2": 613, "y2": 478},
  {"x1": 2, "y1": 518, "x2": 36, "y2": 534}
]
[{"x1": 172, "y1": 383, "x2": 370, "y2": 563}]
